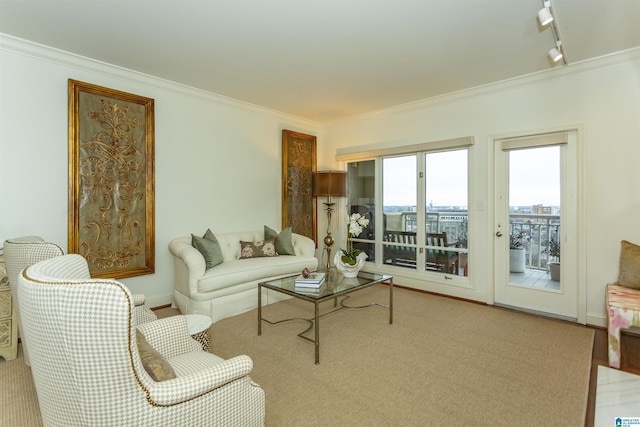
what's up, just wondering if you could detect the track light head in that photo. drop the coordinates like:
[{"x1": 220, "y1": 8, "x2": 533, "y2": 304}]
[
  {"x1": 548, "y1": 41, "x2": 563, "y2": 62},
  {"x1": 538, "y1": 1, "x2": 553, "y2": 26},
  {"x1": 548, "y1": 47, "x2": 562, "y2": 62}
]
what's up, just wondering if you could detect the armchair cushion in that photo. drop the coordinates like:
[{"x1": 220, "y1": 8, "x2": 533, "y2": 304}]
[
  {"x1": 265, "y1": 225, "x2": 295, "y2": 255},
  {"x1": 192, "y1": 229, "x2": 224, "y2": 270},
  {"x1": 136, "y1": 329, "x2": 176, "y2": 381},
  {"x1": 618, "y1": 240, "x2": 640, "y2": 290},
  {"x1": 239, "y1": 238, "x2": 277, "y2": 259}
]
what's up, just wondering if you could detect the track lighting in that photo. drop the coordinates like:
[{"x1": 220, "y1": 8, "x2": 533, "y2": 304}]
[
  {"x1": 537, "y1": 1, "x2": 553, "y2": 26},
  {"x1": 536, "y1": 0, "x2": 567, "y2": 65}
]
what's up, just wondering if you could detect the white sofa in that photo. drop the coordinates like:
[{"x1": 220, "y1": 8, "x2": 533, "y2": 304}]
[{"x1": 169, "y1": 230, "x2": 318, "y2": 323}]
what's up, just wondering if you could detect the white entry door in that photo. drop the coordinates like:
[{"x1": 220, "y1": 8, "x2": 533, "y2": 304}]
[{"x1": 493, "y1": 131, "x2": 580, "y2": 320}]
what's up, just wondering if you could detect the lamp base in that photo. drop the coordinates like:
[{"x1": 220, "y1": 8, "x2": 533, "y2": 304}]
[
  {"x1": 323, "y1": 234, "x2": 334, "y2": 272},
  {"x1": 322, "y1": 201, "x2": 337, "y2": 272},
  {"x1": 323, "y1": 235, "x2": 334, "y2": 247}
]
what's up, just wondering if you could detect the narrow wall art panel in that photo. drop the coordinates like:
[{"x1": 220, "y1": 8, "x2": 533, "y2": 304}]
[
  {"x1": 282, "y1": 130, "x2": 317, "y2": 246},
  {"x1": 68, "y1": 79, "x2": 155, "y2": 278}
]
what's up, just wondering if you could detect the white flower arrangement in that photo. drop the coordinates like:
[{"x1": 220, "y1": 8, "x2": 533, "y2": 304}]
[{"x1": 340, "y1": 213, "x2": 370, "y2": 265}]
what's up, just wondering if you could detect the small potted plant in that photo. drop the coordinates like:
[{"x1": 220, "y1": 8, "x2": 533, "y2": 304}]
[
  {"x1": 546, "y1": 238, "x2": 561, "y2": 281},
  {"x1": 509, "y1": 230, "x2": 529, "y2": 273},
  {"x1": 334, "y1": 213, "x2": 369, "y2": 278}
]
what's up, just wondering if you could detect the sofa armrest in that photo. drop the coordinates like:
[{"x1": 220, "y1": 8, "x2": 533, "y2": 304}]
[
  {"x1": 169, "y1": 236, "x2": 206, "y2": 298},
  {"x1": 292, "y1": 233, "x2": 316, "y2": 258}
]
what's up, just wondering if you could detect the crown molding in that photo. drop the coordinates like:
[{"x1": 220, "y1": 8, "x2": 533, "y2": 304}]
[
  {"x1": 0, "y1": 33, "x2": 321, "y2": 130},
  {"x1": 3, "y1": 33, "x2": 638, "y2": 131},
  {"x1": 325, "y1": 47, "x2": 640, "y2": 128}
]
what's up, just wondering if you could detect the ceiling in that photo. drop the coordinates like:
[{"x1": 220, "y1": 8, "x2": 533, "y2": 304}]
[{"x1": 1, "y1": 0, "x2": 639, "y2": 123}]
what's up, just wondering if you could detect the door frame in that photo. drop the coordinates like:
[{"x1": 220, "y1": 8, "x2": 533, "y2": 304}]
[{"x1": 488, "y1": 125, "x2": 587, "y2": 324}]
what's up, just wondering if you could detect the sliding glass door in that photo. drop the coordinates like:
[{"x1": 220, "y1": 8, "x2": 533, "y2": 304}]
[
  {"x1": 382, "y1": 155, "x2": 418, "y2": 270},
  {"x1": 348, "y1": 147, "x2": 469, "y2": 280},
  {"x1": 424, "y1": 150, "x2": 468, "y2": 276}
]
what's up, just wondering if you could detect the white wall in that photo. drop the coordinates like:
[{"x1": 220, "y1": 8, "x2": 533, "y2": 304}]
[
  {"x1": 0, "y1": 36, "x2": 320, "y2": 307},
  {"x1": 2, "y1": 35, "x2": 639, "y2": 326},
  {"x1": 321, "y1": 49, "x2": 640, "y2": 326}
]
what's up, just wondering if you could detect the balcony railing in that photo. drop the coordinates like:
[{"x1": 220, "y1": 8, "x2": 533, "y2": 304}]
[
  {"x1": 509, "y1": 213, "x2": 560, "y2": 271},
  {"x1": 385, "y1": 210, "x2": 559, "y2": 271}
]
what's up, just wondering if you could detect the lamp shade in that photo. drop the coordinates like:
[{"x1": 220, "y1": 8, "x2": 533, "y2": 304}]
[{"x1": 312, "y1": 171, "x2": 347, "y2": 198}]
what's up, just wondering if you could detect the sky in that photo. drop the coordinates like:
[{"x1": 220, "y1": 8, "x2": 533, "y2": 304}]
[
  {"x1": 509, "y1": 146, "x2": 560, "y2": 206},
  {"x1": 382, "y1": 146, "x2": 560, "y2": 208},
  {"x1": 383, "y1": 150, "x2": 468, "y2": 207}
]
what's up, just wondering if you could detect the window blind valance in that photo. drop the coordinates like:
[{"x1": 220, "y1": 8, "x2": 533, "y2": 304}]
[
  {"x1": 336, "y1": 136, "x2": 474, "y2": 162},
  {"x1": 501, "y1": 132, "x2": 568, "y2": 151}
]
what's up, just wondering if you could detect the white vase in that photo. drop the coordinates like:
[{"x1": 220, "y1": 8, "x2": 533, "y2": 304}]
[
  {"x1": 333, "y1": 251, "x2": 368, "y2": 278},
  {"x1": 509, "y1": 248, "x2": 526, "y2": 273},
  {"x1": 549, "y1": 261, "x2": 560, "y2": 281}
]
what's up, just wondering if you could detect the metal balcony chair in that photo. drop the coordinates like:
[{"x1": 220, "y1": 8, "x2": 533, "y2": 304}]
[
  {"x1": 383, "y1": 231, "x2": 417, "y2": 267},
  {"x1": 426, "y1": 232, "x2": 458, "y2": 274}
]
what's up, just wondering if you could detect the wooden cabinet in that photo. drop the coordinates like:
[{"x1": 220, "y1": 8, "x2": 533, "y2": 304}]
[{"x1": 0, "y1": 255, "x2": 18, "y2": 361}]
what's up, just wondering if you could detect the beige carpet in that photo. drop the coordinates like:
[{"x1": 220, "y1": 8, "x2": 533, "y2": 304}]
[
  {"x1": 0, "y1": 345, "x2": 42, "y2": 427},
  {"x1": 213, "y1": 284, "x2": 594, "y2": 426},
  {"x1": 0, "y1": 284, "x2": 594, "y2": 426}
]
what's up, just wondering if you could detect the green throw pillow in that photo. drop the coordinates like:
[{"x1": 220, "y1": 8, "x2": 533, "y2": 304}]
[
  {"x1": 264, "y1": 225, "x2": 295, "y2": 255},
  {"x1": 191, "y1": 228, "x2": 224, "y2": 269},
  {"x1": 239, "y1": 238, "x2": 277, "y2": 259},
  {"x1": 136, "y1": 330, "x2": 176, "y2": 382}
]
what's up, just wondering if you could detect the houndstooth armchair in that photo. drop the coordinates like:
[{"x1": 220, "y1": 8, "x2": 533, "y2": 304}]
[
  {"x1": 18, "y1": 254, "x2": 265, "y2": 426},
  {"x1": 3, "y1": 236, "x2": 157, "y2": 365}
]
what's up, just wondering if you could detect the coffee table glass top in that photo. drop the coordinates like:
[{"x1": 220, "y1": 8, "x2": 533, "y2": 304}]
[{"x1": 260, "y1": 269, "x2": 392, "y2": 300}]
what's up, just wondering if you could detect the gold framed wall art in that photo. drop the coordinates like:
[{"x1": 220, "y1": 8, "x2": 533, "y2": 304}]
[
  {"x1": 282, "y1": 130, "x2": 317, "y2": 245},
  {"x1": 68, "y1": 79, "x2": 155, "y2": 278}
]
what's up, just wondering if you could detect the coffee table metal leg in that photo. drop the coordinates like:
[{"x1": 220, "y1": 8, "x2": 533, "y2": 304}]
[
  {"x1": 315, "y1": 301, "x2": 320, "y2": 364},
  {"x1": 389, "y1": 277, "x2": 394, "y2": 324},
  {"x1": 258, "y1": 284, "x2": 262, "y2": 336}
]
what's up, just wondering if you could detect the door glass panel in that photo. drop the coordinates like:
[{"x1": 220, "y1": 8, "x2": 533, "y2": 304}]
[
  {"x1": 508, "y1": 146, "x2": 560, "y2": 288},
  {"x1": 347, "y1": 147, "x2": 470, "y2": 281},
  {"x1": 347, "y1": 160, "x2": 376, "y2": 261},
  {"x1": 382, "y1": 155, "x2": 417, "y2": 269},
  {"x1": 424, "y1": 150, "x2": 468, "y2": 276}
]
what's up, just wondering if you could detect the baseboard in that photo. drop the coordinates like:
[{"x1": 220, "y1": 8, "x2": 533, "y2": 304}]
[
  {"x1": 146, "y1": 294, "x2": 173, "y2": 310},
  {"x1": 587, "y1": 312, "x2": 608, "y2": 328}
]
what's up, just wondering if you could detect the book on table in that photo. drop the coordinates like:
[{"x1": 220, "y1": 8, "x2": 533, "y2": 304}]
[
  {"x1": 294, "y1": 285, "x2": 325, "y2": 295},
  {"x1": 295, "y1": 280, "x2": 326, "y2": 291},
  {"x1": 294, "y1": 272, "x2": 326, "y2": 288}
]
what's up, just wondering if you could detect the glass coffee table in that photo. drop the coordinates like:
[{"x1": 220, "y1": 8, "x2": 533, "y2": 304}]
[{"x1": 258, "y1": 270, "x2": 393, "y2": 364}]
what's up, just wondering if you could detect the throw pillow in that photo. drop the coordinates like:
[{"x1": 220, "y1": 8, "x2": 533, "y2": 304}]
[
  {"x1": 191, "y1": 228, "x2": 223, "y2": 269},
  {"x1": 617, "y1": 240, "x2": 640, "y2": 290},
  {"x1": 239, "y1": 238, "x2": 277, "y2": 259},
  {"x1": 136, "y1": 330, "x2": 176, "y2": 382},
  {"x1": 264, "y1": 225, "x2": 295, "y2": 255}
]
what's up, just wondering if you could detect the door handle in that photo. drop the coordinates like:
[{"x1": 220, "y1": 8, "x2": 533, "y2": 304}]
[{"x1": 496, "y1": 231, "x2": 503, "y2": 237}]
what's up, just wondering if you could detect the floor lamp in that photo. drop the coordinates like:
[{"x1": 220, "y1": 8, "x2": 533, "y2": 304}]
[{"x1": 312, "y1": 170, "x2": 347, "y2": 271}]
